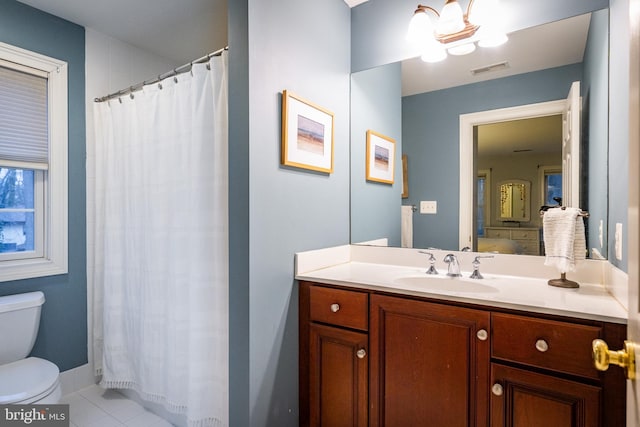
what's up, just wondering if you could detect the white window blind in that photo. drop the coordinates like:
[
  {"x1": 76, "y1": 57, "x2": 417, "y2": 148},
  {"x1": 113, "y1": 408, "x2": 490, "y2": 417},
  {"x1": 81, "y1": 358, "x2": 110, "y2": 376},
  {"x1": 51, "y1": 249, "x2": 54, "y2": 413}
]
[{"x1": 0, "y1": 63, "x2": 48, "y2": 169}]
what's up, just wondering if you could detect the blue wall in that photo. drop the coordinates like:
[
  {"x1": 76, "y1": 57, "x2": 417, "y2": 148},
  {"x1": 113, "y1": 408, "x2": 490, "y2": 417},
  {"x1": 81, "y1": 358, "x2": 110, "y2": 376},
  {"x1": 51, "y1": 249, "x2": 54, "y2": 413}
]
[
  {"x1": 583, "y1": 9, "x2": 610, "y2": 257},
  {"x1": 608, "y1": 0, "x2": 629, "y2": 270},
  {"x1": 228, "y1": 0, "x2": 352, "y2": 426},
  {"x1": 0, "y1": 0, "x2": 86, "y2": 372},
  {"x1": 402, "y1": 64, "x2": 582, "y2": 250},
  {"x1": 351, "y1": 62, "x2": 403, "y2": 246}
]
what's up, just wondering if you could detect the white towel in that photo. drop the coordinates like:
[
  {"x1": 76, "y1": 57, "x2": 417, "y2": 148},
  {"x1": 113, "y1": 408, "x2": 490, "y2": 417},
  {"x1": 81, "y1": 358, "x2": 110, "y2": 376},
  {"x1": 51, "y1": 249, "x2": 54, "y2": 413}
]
[
  {"x1": 401, "y1": 205, "x2": 413, "y2": 248},
  {"x1": 543, "y1": 207, "x2": 586, "y2": 272}
]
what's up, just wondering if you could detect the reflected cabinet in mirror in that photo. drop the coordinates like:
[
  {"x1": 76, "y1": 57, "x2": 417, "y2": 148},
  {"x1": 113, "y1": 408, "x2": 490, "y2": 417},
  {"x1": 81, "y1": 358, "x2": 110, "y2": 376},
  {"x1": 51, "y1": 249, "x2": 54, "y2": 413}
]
[{"x1": 350, "y1": 8, "x2": 609, "y2": 258}]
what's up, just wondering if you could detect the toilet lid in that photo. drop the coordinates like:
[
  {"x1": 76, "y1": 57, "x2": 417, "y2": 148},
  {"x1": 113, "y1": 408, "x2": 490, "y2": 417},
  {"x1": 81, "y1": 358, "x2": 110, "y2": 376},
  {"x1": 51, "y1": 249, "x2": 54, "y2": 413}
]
[{"x1": 0, "y1": 357, "x2": 60, "y2": 404}]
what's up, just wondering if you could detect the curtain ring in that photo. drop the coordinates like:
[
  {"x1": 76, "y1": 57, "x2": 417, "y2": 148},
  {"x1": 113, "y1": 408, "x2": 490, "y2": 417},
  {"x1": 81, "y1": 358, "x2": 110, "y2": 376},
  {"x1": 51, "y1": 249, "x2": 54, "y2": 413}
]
[
  {"x1": 118, "y1": 97, "x2": 122, "y2": 104},
  {"x1": 206, "y1": 63, "x2": 211, "y2": 70},
  {"x1": 158, "y1": 82, "x2": 163, "y2": 90},
  {"x1": 174, "y1": 76, "x2": 178, "y2": 83}
]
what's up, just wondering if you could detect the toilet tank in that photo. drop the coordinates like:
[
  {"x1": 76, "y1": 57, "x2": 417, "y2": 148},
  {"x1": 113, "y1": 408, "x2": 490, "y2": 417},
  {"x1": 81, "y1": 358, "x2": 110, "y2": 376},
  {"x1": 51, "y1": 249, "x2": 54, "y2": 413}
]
[{"x1": 0, "y1": 291, "x2": 45, "y2": 365}]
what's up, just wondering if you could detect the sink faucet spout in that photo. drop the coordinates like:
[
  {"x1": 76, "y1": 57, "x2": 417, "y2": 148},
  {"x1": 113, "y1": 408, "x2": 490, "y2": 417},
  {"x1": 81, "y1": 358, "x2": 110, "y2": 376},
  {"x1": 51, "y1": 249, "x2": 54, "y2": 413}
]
[{"x1": 443, "y1": 253, "x2": 462, "y2": 277}]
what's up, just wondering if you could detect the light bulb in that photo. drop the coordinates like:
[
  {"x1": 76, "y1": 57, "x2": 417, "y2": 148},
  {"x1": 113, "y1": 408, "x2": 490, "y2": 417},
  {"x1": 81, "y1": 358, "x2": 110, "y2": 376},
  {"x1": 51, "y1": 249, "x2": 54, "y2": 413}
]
[
  {"x1": 407, "y1": 10, "x2": 433, "y2": 42},
  {"x1": 421, "y1": 41, "x2": 447, "y2": 63},
  {"x1": 477, "y1": 26, "x2": 508, "y2": 47},
  {"x1": 448, "y1": 43, "x2": 476, "y2": 56},
  {"x1": 436, "y1": 1, "x2": 465, "y2": 35}
]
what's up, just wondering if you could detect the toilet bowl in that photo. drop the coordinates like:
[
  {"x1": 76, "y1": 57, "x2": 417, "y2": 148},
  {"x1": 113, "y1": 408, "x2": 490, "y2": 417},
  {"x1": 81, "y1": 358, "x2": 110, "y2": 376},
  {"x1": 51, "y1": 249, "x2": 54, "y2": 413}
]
[
  {"x1": 0, "y1": 292, "x2": 61, "y2": 404},
  {"x1": 0, "y1": 357, "x2": 61, "y2": 404}
]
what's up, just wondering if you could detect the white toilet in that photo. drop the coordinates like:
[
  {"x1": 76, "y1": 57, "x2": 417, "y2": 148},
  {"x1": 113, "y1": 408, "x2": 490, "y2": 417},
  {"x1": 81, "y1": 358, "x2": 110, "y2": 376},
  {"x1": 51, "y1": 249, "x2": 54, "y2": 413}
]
[{"x1": 0, "y1": 291, "x2": 62, "y2": 404}]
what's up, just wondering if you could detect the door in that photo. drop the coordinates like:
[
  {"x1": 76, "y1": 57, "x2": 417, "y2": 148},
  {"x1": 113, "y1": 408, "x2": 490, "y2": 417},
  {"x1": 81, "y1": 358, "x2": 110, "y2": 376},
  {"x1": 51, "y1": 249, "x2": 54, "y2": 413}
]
[
  {"x1": 309, "y1": 323, "x2": 368, "y2": 427},
  {"x1": 490, "y1": 364, "x2": 600, "y2": 427},
  {"x1": 562, "y1": 81, "x2": 580, "y2": 208},
  {"x1": 369, "y1": 295, "x2": 490, "y2": 427},
  {"x1": 628, "y1": 0, "x2": 640, "y2": 424}
]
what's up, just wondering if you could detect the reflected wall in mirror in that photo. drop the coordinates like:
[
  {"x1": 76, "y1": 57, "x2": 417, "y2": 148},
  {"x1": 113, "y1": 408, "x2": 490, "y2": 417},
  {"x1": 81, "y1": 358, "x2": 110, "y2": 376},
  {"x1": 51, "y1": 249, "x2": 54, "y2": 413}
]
[{"x1": 350, "y1": 9, "x2": 609, "y2": 258}]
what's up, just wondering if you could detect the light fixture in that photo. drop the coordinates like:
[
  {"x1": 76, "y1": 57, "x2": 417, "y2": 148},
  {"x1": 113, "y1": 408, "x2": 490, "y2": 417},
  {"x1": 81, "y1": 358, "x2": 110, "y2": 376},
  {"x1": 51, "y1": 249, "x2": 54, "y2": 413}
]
[{"x1": 407, "y1": 0, "x2": 508, "y2": 63}]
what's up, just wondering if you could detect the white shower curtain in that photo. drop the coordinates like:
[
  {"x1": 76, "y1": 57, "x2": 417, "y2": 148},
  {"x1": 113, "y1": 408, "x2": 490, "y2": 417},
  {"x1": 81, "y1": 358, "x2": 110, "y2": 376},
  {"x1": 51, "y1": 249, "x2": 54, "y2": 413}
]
[{"x1": 91, "y1": 52, "x2": 228, "y2": 427}]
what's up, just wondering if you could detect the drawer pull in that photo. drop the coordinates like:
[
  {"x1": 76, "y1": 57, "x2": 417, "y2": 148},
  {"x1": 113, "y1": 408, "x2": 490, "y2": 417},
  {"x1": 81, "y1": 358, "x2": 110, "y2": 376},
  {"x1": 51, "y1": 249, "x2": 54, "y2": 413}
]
[
  {"x1": 476, "y1": 329, "x2": 488, "y2": 341},
  {"x1": 356, "y1": 348, "x2": 367, "y2": 359},
  {"x1": 535, "y1": 339, "x2": 549, "y2": 352},
  {"x1": 491, "y1": 383, "x2": 503, "y2": 396},
  {"x1": 330, "y1": 303, "x2": 340, "y2": 313}
]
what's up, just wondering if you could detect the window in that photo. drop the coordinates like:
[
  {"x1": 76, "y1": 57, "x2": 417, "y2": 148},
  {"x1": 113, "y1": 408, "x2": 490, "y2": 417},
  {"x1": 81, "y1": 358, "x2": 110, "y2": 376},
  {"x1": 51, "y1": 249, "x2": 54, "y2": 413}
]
[
  {"x1": 476, "y1": 169, "x2": 491, "y2": 236},
  {"x1": 0, "y1": 42, "x2": 68, "y2": 281},
  {"x1": 539, "y1": 166, "x2": 562, "y2": 207}
]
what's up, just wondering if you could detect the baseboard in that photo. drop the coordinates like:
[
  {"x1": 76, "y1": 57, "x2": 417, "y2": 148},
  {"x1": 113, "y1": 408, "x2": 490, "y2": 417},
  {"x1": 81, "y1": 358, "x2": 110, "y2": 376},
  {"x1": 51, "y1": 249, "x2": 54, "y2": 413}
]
[{"x1": 59, "y1": 363, "x2": 99, "y2": 396}]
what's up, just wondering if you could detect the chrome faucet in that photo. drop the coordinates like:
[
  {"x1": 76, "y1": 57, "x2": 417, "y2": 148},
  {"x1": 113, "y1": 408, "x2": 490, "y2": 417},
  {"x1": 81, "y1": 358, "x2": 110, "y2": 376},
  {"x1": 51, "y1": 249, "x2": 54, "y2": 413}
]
[
  {"x1": 443, "y1": 254, "x2": 461, "y2": 277},
  {"x1": 469, "y1": 255, "x2": 494, "y2": 279},
  {"x1": 418, "y1": 251, "x2": 438, "y2": 275}
]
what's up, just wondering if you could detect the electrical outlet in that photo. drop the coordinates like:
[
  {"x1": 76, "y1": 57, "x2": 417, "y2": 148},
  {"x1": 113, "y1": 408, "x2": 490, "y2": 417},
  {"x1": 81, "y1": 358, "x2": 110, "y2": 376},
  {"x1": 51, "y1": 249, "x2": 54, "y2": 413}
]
[
  {"x1": 615, "y1": 223, "x2": 623, "y2": 261},
  {"x1": 420, "y1": 201, "x2": 437, "y2": 214}
]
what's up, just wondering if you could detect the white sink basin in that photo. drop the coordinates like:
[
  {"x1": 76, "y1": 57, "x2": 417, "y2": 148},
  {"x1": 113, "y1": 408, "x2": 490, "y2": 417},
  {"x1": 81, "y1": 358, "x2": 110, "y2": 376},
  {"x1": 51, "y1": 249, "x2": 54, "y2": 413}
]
[{"x1": 393, "y1": 275, "x2": 499, "y2": 294}]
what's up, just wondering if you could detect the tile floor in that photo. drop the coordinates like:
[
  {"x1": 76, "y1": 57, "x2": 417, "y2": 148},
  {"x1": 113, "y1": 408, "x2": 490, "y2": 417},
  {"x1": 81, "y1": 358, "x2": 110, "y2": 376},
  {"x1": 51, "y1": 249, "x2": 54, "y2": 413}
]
[{"x1": 61, "y1": 385, "x2": 175, "y2": 427}]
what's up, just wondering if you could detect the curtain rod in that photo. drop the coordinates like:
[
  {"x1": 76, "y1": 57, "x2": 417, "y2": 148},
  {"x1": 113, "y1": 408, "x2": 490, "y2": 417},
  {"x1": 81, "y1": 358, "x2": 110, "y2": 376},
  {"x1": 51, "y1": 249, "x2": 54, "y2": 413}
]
[{"x1": 94, "y1": 46, "x2": 228, "y2": 103}]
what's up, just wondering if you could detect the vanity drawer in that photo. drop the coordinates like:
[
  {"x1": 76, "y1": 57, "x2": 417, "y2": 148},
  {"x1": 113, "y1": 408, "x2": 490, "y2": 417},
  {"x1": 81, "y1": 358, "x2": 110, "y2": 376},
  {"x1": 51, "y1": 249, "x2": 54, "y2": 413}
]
[
  {"x1": 485, "y1": 229, "x2": 508, "y2": 239},
  {"x1": 511, "y1": 229, "x2": 538, "y2": 240},
  {"x1": 309, "y1": 285, "x2": 368, "y2": 331},
  {"x1": 492, "y1": 313, "x2": 601, "y2": 379}
]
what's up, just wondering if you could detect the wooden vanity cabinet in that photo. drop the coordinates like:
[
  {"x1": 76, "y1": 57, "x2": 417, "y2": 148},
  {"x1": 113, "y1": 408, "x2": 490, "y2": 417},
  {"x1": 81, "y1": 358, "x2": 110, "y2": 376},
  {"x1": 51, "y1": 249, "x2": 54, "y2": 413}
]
[
  {"x1": 369, "y1": 294, "x2": 490, "y2": 427},
  {"x1": 299, "y1": 281, "x2": 626, "y2": 427},
  {"x1": 300, "y1": 282, "x2": 369, "y2": 427}
]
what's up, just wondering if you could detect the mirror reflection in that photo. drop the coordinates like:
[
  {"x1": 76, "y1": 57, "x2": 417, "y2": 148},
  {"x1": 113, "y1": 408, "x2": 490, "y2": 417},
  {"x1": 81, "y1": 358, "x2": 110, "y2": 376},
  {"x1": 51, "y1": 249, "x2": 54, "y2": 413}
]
[
  {"x1": 350, "y1": 9, "x2": 609, "y2": 258},
  {"x1": 498, "y1": 180, "x2": 530, "y2": 222}
]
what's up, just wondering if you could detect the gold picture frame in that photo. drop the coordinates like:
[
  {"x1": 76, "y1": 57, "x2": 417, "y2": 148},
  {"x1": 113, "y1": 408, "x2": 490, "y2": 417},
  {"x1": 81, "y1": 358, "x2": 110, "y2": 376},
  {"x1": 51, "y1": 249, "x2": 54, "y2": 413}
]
[
  {"x1": 402, "y1": 154, "x2": 409, "y2": 198},
  {"x1": 281, "y1": 90, "x2": 334, "y2": 173},
  {"x1": 365, "y1": 130, "x2": 395, "y2": 184}
]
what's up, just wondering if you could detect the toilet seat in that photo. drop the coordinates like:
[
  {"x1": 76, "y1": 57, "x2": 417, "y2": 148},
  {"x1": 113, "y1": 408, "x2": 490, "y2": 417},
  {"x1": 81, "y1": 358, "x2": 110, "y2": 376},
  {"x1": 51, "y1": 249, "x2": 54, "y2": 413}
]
[{"x1": 0, "y1": 357, "x2": 60, "y2": 404}]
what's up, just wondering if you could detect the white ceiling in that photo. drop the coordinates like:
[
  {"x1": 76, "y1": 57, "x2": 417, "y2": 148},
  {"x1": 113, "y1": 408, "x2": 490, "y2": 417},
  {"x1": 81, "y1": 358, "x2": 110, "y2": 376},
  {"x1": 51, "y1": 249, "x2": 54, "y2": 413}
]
[
  {"x1": 478, "y1": 115, "x2": 563, "y2": 158},
  {"x1": 402, "y1": 13, "x2": 591, "y2": 96},
  {"x1": 17, "y1": 0, "x2": 227, "y2": 65}
]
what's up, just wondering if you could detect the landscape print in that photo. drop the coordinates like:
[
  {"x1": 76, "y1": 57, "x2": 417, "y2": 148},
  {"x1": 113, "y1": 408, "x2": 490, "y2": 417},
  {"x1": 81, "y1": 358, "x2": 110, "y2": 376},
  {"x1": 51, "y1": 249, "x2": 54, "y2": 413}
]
[
  {"x1": 374, "y1": 145, "x2": 390, "y2": 171},
  {"x1": 297, "y1": 114, "x2": 325, "y2": 155}
]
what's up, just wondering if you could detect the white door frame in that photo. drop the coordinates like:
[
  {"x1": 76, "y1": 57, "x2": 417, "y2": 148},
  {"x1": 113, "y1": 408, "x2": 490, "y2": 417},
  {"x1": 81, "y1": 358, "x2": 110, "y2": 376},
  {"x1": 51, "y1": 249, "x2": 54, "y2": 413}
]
[{"x1": 459, "y1": 100, "x2": 565, "y2": 250}]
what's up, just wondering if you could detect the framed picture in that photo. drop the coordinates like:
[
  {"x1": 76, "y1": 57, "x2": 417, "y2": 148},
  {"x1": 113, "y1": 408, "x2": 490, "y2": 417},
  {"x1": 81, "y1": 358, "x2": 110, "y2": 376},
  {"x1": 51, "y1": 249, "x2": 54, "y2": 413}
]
[
  {"x1": 366, "y1": 130, "x2": 395, "y2": 184},
  {"x1": 402, "y1": 154, "x2": 409, "y2": 198},
  {"x1": 281, "y1": 90, "x2": 334, "y2": 173}
]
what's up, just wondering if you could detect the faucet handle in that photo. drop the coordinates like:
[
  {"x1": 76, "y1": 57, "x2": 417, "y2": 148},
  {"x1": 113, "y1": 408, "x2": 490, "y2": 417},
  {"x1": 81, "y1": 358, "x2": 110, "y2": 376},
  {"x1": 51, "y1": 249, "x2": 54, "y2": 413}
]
[
  {"x1": 472, "y1": 255, "x2": 494, "y2": 265},
  {"x1": 470, "y1": 255, "x2": 494, "y2": 279},
  {"x1": 418, "y1": 250, "x2": 436, "y2": 262},
  {"x1": 418, "y1": 250, "x2": 438, "y2": 275}
]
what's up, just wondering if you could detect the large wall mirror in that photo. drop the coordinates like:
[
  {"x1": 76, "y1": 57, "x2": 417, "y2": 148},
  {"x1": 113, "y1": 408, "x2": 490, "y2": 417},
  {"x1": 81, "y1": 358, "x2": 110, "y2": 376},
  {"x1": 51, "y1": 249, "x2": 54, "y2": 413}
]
[{"x1": 350, "y1": 8, "x2": 609, "y2": 258}]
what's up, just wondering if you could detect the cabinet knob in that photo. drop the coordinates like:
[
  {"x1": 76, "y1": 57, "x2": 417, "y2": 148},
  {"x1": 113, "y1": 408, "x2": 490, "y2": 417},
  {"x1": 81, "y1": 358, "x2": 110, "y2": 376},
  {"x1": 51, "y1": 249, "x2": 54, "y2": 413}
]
[
  {"x1": 330, "y1": 303, "x2": 340, "y2": 313},
  {"x1": 491, "y1": 383, "x2": 503, "y2": 396},
  {"x1": 535, "y1": 339, "x2": 549, "y2": 352},
  {"x1": 356, "y1": 348, "x2": 366, "y2": 359},
  {"x1": 476, "y1": 329, "x2": 488, "y2": 341}
]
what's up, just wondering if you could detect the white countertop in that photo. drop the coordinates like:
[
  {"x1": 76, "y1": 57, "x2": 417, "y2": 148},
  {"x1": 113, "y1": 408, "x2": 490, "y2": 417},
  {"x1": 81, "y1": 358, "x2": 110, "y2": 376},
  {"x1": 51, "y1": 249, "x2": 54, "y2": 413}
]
[{"x1": 295, "y1": 245, "x2": 628, "y2": 324}]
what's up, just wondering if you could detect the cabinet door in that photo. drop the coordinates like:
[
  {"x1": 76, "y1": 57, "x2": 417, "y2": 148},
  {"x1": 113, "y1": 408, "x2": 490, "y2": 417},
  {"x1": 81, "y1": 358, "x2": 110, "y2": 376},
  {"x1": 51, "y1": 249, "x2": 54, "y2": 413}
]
[
  {"x1": 490, "y1": 364, "x2": 600, "y2": 427},
  {"x1": 370, "y1": 295, "x2": 490, "y2": 427},
  {"x1": 309, "y1": 323, "x2": 368, "y2": 427}
]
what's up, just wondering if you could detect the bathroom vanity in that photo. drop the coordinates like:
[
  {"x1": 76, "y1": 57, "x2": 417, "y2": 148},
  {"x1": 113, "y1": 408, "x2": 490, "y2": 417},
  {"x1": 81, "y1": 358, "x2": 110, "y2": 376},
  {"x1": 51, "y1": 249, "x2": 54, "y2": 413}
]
[{"x1": 296, "y1": 245, "x2": 627, "y2": 427}]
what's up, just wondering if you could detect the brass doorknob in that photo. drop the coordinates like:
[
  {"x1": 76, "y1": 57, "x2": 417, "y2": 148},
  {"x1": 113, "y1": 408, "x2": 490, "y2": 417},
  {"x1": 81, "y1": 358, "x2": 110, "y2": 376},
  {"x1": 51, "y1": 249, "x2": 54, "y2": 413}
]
[{"x1": 592, "y1": 339, "x2": 636, "y2": 380}]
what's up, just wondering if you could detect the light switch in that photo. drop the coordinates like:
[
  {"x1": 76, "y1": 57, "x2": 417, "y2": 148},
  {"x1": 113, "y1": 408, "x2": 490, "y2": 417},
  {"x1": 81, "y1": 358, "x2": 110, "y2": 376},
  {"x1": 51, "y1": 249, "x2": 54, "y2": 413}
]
[
  {"x1": 420, "y1": 201, "x2": 437, "y2": 214},
  {"x1": 615, "y1": 223, "x2": 623, "y2": 261}
]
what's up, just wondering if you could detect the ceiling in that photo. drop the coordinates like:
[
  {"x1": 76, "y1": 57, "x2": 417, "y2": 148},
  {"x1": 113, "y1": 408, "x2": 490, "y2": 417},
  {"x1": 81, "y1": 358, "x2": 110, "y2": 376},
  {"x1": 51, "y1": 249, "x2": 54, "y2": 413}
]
[
  {"x1": 478, "y1": 115, "x2": 563, "y2": 158},
  {"x1": 402, "y1": 13, "x2": 591, "y2": 96},
  {"x1": 17, "y1": 0, "x2": 227, "y2": 65}
]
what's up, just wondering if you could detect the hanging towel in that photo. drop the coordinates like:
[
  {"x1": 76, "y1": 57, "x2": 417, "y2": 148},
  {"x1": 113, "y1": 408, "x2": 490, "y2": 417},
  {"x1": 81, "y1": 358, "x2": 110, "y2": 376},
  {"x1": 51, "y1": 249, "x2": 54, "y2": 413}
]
[
  {"x1": 543, "y1": 207, "x2": 586, "y2": 272},
  {"x1": 401, "y1": 205, "x2": 413, "y2": 248}
]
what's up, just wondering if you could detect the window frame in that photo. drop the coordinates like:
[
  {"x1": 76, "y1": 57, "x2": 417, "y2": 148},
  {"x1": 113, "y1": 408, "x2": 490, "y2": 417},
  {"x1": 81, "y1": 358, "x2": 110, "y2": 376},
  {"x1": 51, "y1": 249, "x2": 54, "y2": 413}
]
[
  {"x1": 0, "y1": 41, "x2": 68, "y2": 282},
  {"x1": 539, "y1": 165, "x2": 562, "y2": 207}
]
